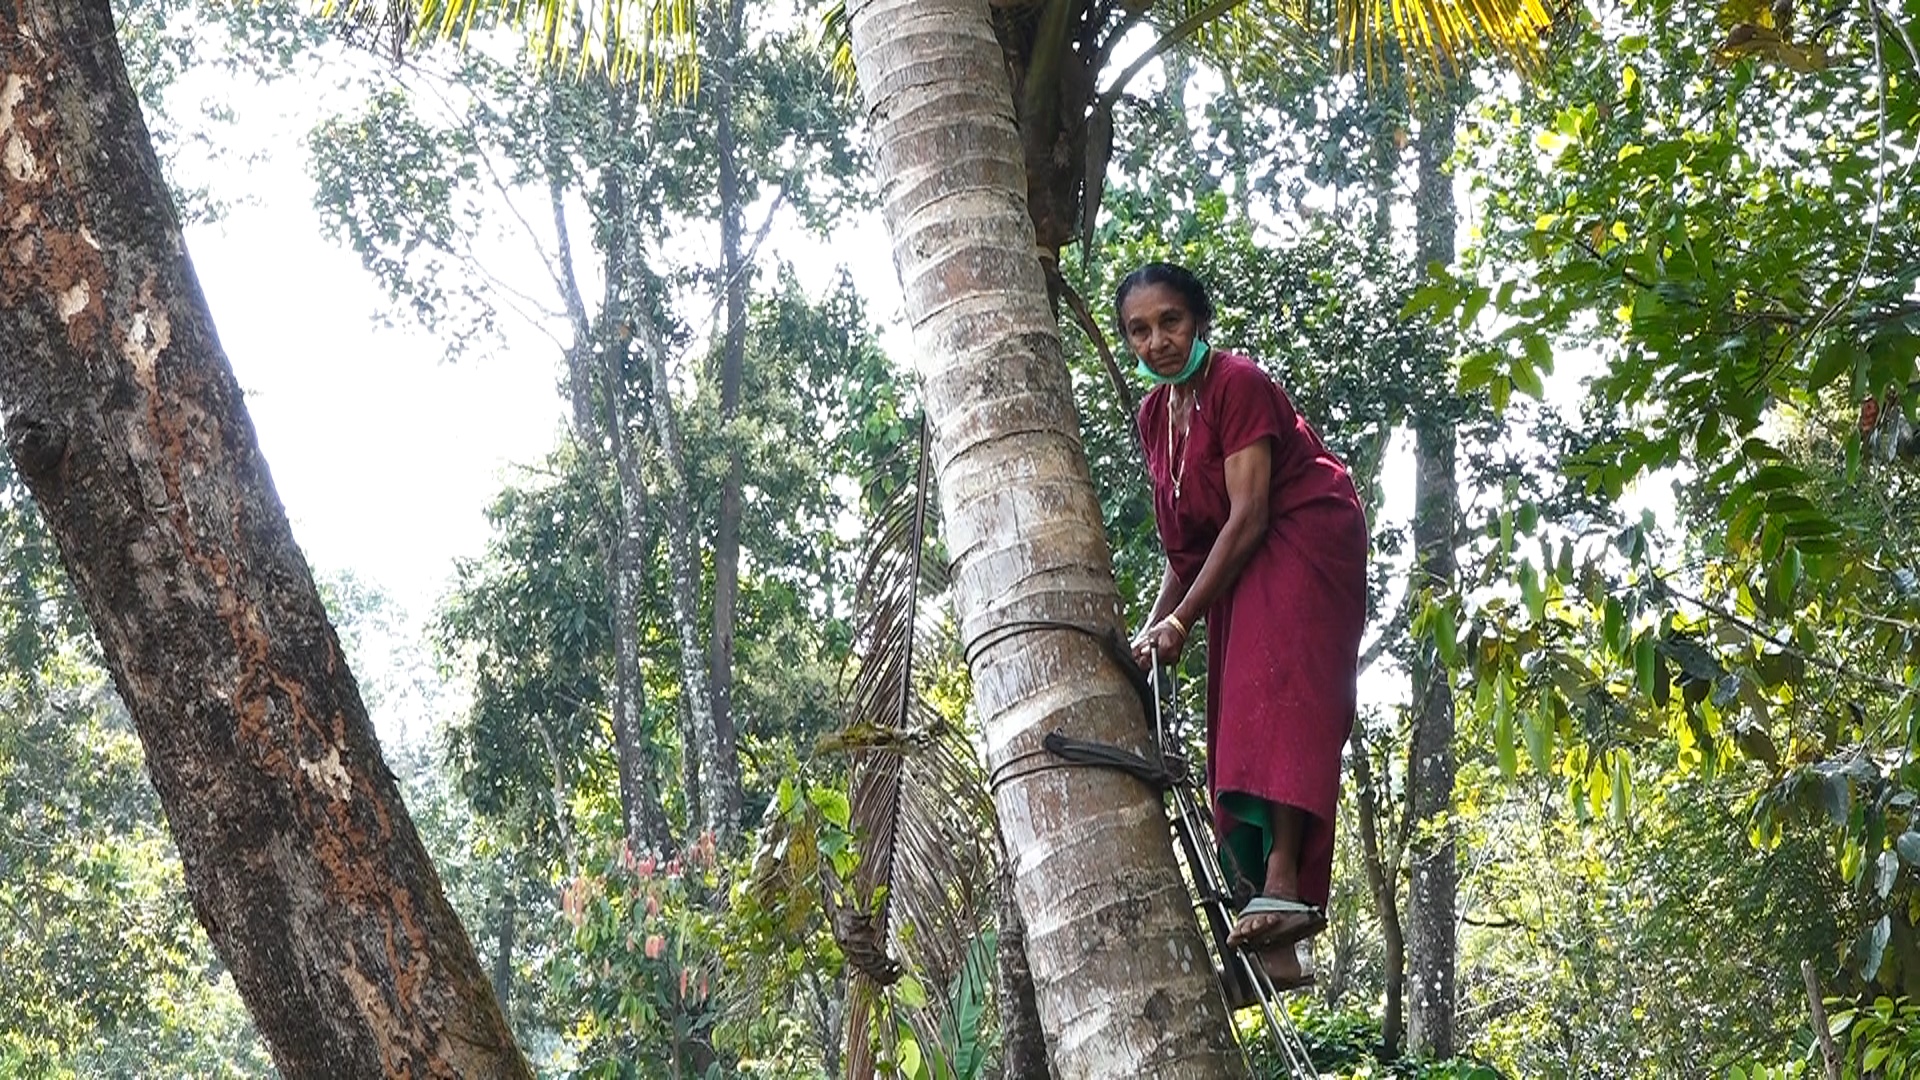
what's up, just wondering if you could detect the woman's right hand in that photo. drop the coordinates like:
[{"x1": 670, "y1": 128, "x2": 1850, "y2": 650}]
[{"x1": 1131, "y1": 617, "x2": 1188, "y2": 669}]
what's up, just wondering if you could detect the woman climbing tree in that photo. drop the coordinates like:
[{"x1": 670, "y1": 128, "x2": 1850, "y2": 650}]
[{"x1": 1122, "y1": 262, "x2": 1369, "y2": 992}]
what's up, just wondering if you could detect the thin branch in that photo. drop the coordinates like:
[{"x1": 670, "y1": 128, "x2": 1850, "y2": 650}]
[
  {"x1": 1092, "y1": 1, "x2": 1153, "y2": 70},
  {"x1": 1803, "y1": 959, "x2": 1842, "y2": 1080},
  {"x1": 1654, "y1": 572, "x2": 1914, "y2": 697},
  {"x1": 1360, "y1": 587, "x2": 1413, "y2": 676},
  {"x1": 1856, "y1": 609, "x2": 1920, "y2": 634},
  {"x1": 694, "y1": 183, "x2": 792, "y2": 348},
  {"x1": 1793, "y1": 0, "x2": 1893, "y2": 355},
  {"x1": 1094, "y1": 0, "x2": 1248, "y2": 111},
  {"x1": 1052, "y1": 268, "x2": 1144, "y2": 469},
  {"x1": 1460, "y1": 913, "x2": 1524, "y2": 928},
  {"x1": 406, "y1": 64, "x2": 566, "y2": 299}
]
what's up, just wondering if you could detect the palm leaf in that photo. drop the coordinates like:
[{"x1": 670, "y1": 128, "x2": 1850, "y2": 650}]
[
  {"x1": 834, "y1": 417, "x2": 996, "y2": 1080},
  {"x1": 819, "y1": 1, "x2": 859, "y2": 92},
  {"x1": 322, "y1": 0, "x2": 701, "y2": 92},
  {"x1": 1123, "y1": 0, "x2": 1562, "y2": 92}
]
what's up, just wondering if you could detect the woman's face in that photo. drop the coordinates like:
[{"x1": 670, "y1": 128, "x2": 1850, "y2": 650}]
[{"x1": 1119, "y1": 282, "x2": 1204, "y2": 380}]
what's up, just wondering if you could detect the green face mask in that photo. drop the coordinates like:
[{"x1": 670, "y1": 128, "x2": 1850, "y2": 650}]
[{"x1": 1135, "y1": 337, "x2": 1211, "y2": 386}]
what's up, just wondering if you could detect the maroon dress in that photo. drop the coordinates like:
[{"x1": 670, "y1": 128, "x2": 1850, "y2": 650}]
[{"x1": 1139, "y1": 351, "x2": 1367, "y2": 908}]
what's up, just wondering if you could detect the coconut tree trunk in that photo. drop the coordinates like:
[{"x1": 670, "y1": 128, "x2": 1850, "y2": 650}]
[
  {"x1": 844, "y1": 3, "x2": 1242, "y2": 1076},
  {"x1": 0, "y1": 5, "x2": 528, "y2": 1076},
  {"x1": 1406, "y1": 105, "x2": 1460, "y2": 1060}
]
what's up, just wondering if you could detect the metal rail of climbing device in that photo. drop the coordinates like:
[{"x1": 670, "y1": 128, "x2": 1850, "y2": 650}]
[{"x1": 1150, "y1": 660, "x2": 1318, "y2": 1079}]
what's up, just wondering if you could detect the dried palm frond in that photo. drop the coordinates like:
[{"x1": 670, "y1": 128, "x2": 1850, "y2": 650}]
[
  {"x1": 326, "y1": 0, "x2": 412, "y2": 62},
  {"x1": 833, "y1": 418, "x2": 996, "y2": 1080}
]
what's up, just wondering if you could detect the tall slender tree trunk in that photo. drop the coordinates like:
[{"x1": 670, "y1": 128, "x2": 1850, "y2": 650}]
[
  {"x1": 844, "y1": 3, "x2": 1243, "y2": 1076},
  {"x1": 548, "y1": 92, "x2": 670, "y2": 855},
  {"x1": 1351, "y1": 725, "x2": 1405, "y2": 1054},
  {"x1": 491, "y1": 881, "x2": 517, "y2": 1014},
  {"x1": 0, "y1": 6, "x2": 528, "y2": 1075},
  {"x1": 708, "y1": 0, "x2": 748, "y2": 829},
  {"x1": 636, "y1": 311, "x2": 742, "y2": 839},
  {"x1": 1406, "y1": 105, "x2": 1460, "y2": 1060},
  {"x1": 583, "y1": 98, "x2": 741, "y2": 841}
]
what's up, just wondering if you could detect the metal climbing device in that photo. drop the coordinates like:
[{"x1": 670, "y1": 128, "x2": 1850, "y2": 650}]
[{"x1": 1150, "y1": 659, "x2": 1319, "y2": 1078}]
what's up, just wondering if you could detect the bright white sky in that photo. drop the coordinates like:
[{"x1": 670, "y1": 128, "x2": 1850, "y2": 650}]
[
  {"x1": 175, "y1": 50, "x2": 902, "y2": 619},
  {"x1": 175, "y1": 57, "x2": 559, "y2": 607},
  {"x1": 190, "y1": 180, "x2": 568, "y2": 612}
]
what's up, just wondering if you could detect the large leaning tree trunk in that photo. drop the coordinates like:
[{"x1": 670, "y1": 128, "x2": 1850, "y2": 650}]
[
  {"x1": 0, "y1": 6, "x2": 529, "y2": 1076},
  {"x1": 844, "y1": 2, "x2": 1243, "y2": 1076}
]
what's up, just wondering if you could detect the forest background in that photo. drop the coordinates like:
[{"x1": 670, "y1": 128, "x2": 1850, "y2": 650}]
[{"x1": 2, "y1": 0, "x2": 1918, "y2": 1077}]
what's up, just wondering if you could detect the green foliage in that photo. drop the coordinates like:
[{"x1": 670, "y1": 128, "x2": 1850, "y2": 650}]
[
  {"x1": 309, "y1": 8, "x2": 861, "y2": 361},
  {"x1": 1462, "y1": 775, "x2": 1846, "y2": 1076},
  {"x1": 1390, "y1": 0, "x2": 1920, "y2": 1007},
  {"x1": 118, "y1": 0, "x2": 329, "y2": 222},
  {"x1": 1830, "y1": 995, "x2": 1920, "y2": 1079},
  {"x1": 1244, "y1": 1001, "x2": 1502, "y2": 1078},
  {"x1": 555, "y1": 833, "x2": 736, "y2": 1078}
]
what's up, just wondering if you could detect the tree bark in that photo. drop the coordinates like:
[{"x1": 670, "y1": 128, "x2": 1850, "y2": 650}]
[
  {"x1": 0, "y1": 5, "x2": 528, "y2": 1076},
  {"x1": 1406, "y1": 105, "x2": 1460, "y2": 1061},
  {"x1": 584, "y1": 105, "x2": 741, "y2": 840},
  {"x1": 708, "y1": 0, "x2": 747, "y2": 821},
  {"x1": 844, "y1": 3, "x2": 1243, "y2": 1076}
]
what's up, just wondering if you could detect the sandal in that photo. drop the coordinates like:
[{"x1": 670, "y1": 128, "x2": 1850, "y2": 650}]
[{"x1": 1226, "y1": 896, "x2": 1326, "y2": 950}]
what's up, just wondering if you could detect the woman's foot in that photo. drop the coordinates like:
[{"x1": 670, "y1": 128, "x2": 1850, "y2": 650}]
[{"x1": 1226, "y1": 894, "x2": 1326, "y2": 950}]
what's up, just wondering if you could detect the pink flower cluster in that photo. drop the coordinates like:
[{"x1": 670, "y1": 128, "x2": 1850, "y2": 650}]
[{"x1": 559, "y1": 875, "x2": 600, "y2": 930}]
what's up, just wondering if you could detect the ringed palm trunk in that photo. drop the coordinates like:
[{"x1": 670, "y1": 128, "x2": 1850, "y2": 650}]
[
  {"x1": 844, "y1": 2, "x2": 1242, "y2": 1076},
  {"x1": 0, "y1": 4, "x2": 528, "y2": 1076}
]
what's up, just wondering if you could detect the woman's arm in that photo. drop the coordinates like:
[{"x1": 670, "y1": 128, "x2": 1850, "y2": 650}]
[
  {"x1": 1133, "y1": 562, "x2": 1187, "y2": 667},
  {"x1": 1139, "y1": 438, "x2": 1273, "y2": 665},
  {"x1": 1146, "y1": 562, "x2": 1183, "y2": 626}
]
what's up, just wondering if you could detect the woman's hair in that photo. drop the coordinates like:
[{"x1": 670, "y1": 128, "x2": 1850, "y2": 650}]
[{"x1": 1113, "y1": 261, "x2": 1215, "y2": 334}]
